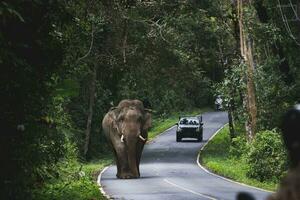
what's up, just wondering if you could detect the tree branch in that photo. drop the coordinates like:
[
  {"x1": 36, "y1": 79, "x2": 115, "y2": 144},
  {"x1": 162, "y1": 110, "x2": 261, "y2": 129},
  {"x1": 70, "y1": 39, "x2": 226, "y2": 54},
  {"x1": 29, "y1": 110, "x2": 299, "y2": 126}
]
[{"x1": 77, "y1": 24, "x2": 95, "y2": 63}]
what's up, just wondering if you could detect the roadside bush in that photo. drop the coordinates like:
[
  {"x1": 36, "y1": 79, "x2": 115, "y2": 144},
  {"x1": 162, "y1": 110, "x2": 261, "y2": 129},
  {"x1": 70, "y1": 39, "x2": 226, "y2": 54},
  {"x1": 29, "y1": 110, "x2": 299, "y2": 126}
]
[
  {"x1": 246, "y1": 130, "x2": 288, "y2": 182},
  {"x1": 229, "y1": 135, "x2": 249, "y2": 159},
  {"x1": 32, "y1": 173, "x2": 103, "y2": 200}
]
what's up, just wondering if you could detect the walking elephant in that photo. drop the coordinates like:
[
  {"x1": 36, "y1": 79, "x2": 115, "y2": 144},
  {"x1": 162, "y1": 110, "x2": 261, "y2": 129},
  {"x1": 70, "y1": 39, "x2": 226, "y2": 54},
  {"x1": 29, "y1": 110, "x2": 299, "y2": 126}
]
[{"x1": 102, "y1": 99, "x2": 152, "y2": 179}]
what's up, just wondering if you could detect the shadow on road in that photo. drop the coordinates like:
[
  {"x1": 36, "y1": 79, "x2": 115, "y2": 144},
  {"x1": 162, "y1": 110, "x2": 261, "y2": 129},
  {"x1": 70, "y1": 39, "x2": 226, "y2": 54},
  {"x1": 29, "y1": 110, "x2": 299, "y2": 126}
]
[{"x1": 178, "y1": 139, "x2": 208, "y2": 143}]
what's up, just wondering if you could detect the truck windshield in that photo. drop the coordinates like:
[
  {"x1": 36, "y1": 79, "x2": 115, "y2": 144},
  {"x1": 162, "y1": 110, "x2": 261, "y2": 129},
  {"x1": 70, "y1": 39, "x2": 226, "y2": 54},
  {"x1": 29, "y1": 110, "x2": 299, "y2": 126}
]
[{"x1": 180, "y1": 118, "x2": 199, "y2": 125}]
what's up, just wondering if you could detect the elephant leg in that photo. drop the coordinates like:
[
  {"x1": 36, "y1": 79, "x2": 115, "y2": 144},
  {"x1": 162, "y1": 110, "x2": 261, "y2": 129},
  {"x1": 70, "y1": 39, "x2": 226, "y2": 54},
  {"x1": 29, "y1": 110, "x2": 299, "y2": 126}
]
[
  {"x1": 112, "y1": 148, "x2": 121, "y2": 178},
  {"x1": 111, "y1": 136, "x2": 132, "y2": 179},
  {"x1": 126, "y1": 138, "x2": 139, "y2": 178},
  {"x1": 115, "y1": 147, "x2": 132, "y2": 178},
  {"x1": 108, "y1": 139, "x2": 121, "y2": 178},
  {"x1": 136, "y1": 141, "x2": 145, "y2": 176}
]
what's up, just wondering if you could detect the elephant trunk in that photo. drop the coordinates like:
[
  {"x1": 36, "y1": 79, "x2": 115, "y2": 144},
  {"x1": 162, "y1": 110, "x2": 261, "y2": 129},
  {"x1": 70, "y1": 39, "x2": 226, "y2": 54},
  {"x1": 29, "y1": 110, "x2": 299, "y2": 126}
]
[{"x1": 126, "y1": 135, "x2": 140, "y2": 178}]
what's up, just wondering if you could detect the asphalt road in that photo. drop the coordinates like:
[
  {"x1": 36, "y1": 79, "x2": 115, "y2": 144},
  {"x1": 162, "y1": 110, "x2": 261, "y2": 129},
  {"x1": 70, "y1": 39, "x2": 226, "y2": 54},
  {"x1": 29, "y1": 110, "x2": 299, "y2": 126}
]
[{"x1": 99, "y1": 112, "x2": 271, "y2": 200}]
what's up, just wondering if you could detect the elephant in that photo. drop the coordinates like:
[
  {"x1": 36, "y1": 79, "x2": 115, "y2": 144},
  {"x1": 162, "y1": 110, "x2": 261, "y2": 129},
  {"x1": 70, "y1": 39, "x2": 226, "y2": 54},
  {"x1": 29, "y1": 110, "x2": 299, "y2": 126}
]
[{"x1": 102, "y1": 99, "x2": 152, "y2": 179}]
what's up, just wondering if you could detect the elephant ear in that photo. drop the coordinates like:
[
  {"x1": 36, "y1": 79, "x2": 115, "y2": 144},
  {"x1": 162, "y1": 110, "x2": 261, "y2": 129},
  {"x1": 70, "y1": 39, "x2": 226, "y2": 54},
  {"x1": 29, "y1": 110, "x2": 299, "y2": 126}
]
[
  {"x1": 142, "y1": 111, "x2": 152, "y2": 132},
  {"x1": 109, "y1": 106, "x2": 118, "y2": 111},
  {"x1": 107, "y1": 110, "x2": 120, "y2": 133}
]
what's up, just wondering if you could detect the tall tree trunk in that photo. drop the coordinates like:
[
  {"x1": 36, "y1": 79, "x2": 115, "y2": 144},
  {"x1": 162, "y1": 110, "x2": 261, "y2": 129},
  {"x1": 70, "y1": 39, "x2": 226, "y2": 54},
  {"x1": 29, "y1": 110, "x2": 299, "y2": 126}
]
[
  {"x1": 238, "y1": 0, "x2": 257, "y2": 141},
  {"x1": 84, "y1": 65, "x2": 97, "y2": 157},
  {"x1": 244, "y1": 38, "x2": 257, "y2": 140},
  {"x1": 228, "y1": 99, "x2": 236, "y2": 139},
  {"x1": 231, "y1": 0, "x2": 240, "y2": 51},
  {"x1": 122, "y1": 19, "x2": 128, "y2": 64},
  {"x1": 228, "y1": 74, "x2": 237, "y2": 138},
  {"x1": 218, "y1": 36, "x2": 236, "y2": 138}
]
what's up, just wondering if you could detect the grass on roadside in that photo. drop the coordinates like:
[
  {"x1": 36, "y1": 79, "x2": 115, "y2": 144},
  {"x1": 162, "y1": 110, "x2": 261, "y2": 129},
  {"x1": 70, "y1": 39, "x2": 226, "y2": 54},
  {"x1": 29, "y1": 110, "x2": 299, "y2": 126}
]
[
  {"x1": 200, "y1": 125, "x2": 277, "y2": 191},
  {"x1": 32, "y1": 154, "x2": 113, "y2": 200}
]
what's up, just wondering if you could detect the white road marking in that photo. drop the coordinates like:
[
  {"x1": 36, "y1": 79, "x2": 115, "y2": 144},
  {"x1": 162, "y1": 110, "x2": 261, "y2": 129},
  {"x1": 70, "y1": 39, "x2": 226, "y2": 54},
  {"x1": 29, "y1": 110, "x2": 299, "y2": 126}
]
[
  {"x1": 197, "y1": 124, "x2": 273, "y2": 193},
  {"x1": 97, "y1": 166, "x2": 112, "y2": 199},
  {"x1": 153, "y1": 166, "x2": 160, "y2": 175},
  {"x1": 163, "y1": 178, "x2": 218, "y2": 200}
]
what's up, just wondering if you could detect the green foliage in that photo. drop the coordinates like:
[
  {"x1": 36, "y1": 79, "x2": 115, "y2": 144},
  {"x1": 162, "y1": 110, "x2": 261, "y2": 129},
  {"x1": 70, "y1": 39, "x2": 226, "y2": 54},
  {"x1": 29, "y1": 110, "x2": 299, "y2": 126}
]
[
  {"x1": 33, "y1": 178, "x2": 103, "y2": 200},
  {"x1": 32, "y1": 156, "x2": 113, "y2": 200},
  {"x1": 229, "y1": 135, "x2": 249, "y2": 159},
  {"x1": 255, "y1": 58, "x2": 294, "y2": 130},
  {"x1": 202, "y1": 126, "x2": 278, "y2": 191},
  {"x1": 3, "y1": 0, "x2": 299, "y2": 198},
  {"x1": 215, "y1": 0, "x2": 300, "y2": 135},
  {"x1": 246, "y1": 130, "x2": 288, "y2": 182},
  {"x1": 214, "y1": 61, "x2": 247, "y2": 121},
  {"x1": 201, "y1": 126, "x2": 231, "y2": 158},
  {"x1": 228, "y1": 128, "x2": 288, "y2": 184},
  {"x1": 55, "y1": 79, "x2": 80, "y2": 98},
  {"x1": 0, "y1": 1, "x2": 72, "y2": 199}
]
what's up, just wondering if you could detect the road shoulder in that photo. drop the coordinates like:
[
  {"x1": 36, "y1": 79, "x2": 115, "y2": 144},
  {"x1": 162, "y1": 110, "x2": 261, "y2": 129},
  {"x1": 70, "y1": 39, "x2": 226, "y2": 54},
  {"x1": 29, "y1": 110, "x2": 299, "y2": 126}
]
[{"x1": 198, "y1": 124, "x2": 274, "y2": 193}]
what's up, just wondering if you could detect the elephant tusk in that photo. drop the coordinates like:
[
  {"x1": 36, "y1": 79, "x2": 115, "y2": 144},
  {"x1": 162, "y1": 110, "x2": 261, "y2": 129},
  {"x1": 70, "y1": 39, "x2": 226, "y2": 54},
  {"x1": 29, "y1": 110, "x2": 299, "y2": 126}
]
[
  {"x1": 120, "y1": 135, "x2": 124, "y2": 143},
  {"x1": 138, "y1": 135, "x2": 147, "y2": 142},
  {"x1": 144, "y1": 108, "x2": 153, "y2": 113}
]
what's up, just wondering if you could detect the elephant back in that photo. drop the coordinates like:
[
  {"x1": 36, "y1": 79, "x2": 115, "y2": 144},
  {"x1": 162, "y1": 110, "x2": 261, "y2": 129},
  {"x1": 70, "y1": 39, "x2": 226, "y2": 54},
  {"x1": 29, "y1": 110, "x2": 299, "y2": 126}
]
[{"x1": 117, "y1": 99, "x2": 144, "y2": 111}]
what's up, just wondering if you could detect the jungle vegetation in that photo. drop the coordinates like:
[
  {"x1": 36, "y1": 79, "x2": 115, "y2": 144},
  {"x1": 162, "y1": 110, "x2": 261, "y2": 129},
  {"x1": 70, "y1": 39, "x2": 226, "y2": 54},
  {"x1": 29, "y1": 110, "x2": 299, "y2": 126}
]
[{"x1": 1, "y1": 0, "x2": 299, "y2": 199}]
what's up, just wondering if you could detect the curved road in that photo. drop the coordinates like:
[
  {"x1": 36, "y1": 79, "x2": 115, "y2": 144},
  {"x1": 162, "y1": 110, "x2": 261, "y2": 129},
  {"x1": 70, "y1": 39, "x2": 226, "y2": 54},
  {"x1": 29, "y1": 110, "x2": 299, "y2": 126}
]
[{"x1": 99, "y1": 112, "x2": 271, "y2": 200}]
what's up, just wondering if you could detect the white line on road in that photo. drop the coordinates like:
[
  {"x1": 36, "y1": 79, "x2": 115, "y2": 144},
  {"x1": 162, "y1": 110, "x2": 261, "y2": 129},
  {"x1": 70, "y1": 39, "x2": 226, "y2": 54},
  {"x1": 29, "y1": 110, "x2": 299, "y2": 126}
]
[
  {"x1": 163, "y1": 178, "x2": 218, "y2": 200},
  {"x1": 97, "y1": 166, "x2": 112, "y2": 199}
]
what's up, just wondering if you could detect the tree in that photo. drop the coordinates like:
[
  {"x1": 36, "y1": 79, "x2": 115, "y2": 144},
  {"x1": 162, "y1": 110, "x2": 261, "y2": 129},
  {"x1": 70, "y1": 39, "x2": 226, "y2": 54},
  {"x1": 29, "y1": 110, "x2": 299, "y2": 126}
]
[{"x1": 237, "y1": 0, "x2": 258, "y2": 141}]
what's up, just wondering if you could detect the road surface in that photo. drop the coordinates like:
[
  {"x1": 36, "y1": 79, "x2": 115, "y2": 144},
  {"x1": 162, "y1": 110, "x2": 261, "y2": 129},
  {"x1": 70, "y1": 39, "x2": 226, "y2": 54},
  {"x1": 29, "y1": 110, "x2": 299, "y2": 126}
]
[{"x1": 99, "y1": 112, "x2": 271, "y2": 200}]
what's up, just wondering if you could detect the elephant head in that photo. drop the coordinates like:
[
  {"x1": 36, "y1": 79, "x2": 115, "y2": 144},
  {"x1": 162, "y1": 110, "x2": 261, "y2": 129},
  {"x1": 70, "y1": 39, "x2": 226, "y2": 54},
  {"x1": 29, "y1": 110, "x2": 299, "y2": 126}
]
[{"x1": 102, "y1": 99, "x2": 152, "y2": 179}]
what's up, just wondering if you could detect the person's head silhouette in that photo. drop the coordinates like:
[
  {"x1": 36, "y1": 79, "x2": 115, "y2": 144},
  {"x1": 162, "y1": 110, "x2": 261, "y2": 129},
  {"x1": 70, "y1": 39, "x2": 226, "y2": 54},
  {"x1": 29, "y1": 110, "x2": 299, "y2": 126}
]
[
  {"x1": 237, "y1": 105, "x2": 300, "y2": 200},
  {"x1": 281, "y1": 105, "x2": 300, "y2": 168}
]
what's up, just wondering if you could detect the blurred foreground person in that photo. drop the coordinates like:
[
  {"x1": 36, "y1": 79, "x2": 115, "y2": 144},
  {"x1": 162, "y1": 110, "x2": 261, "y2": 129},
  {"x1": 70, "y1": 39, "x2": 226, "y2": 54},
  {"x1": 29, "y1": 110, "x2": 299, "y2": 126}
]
[
  {"x1": 267, "y1": 105, "x2": 300, "y2": 200},
  {"x1": 237, "y1": 105, "x2": 300, "y2": 200}
]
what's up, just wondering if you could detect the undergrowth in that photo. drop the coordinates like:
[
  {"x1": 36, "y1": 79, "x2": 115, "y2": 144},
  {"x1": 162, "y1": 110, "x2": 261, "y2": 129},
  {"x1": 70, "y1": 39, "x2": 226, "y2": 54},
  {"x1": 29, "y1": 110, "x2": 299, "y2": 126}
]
[{"x1": 201, "y1": 125, "x2": 281, "y2": 191}]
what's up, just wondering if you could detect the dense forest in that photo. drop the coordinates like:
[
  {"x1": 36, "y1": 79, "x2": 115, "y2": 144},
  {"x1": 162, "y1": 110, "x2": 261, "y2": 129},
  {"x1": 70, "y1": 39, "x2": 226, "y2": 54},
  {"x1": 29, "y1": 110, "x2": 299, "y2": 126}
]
[{"x1": 1, "y1": 0, "x2": 300, "y2": 199}]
